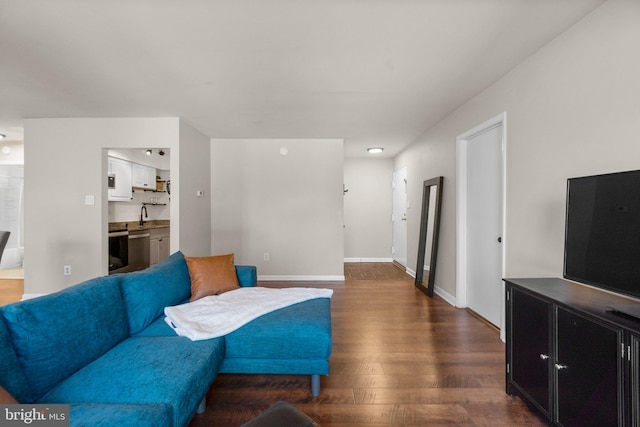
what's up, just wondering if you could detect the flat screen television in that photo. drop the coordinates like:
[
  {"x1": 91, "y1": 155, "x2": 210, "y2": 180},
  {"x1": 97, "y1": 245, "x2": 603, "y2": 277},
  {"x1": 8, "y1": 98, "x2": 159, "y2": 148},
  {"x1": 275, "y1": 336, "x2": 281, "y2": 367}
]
[{"x1": 564, "y1": 169, "x2": 640, "y2": 300}]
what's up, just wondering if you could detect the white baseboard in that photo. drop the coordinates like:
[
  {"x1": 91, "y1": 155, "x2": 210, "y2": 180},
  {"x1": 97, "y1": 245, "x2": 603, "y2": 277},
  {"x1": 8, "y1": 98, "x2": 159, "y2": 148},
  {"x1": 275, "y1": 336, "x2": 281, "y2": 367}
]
[
  {"x1": 258, "y1": 275, "x2": 345, "y2": 282},
  {"x1": 344, "y1": 258, "x2": 393, "y2": 263},
  {"x1": 434, "y1": 286, "x2": 456, "y2": 307},
  {"x1": 21, "y1": 294, "x2": 44, "y2": 301}
]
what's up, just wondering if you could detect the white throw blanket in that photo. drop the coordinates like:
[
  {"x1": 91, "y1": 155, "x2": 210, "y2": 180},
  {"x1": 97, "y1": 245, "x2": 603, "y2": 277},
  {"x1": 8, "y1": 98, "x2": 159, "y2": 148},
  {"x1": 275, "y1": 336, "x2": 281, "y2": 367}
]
[{"x1": 164, "y1": 287, "x2": 333, "y2": 341}]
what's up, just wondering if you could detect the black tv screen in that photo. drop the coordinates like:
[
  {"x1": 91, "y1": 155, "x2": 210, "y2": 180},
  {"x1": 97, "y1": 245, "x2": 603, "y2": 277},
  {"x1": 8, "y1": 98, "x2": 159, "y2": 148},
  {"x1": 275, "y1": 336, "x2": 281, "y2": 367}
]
[{"x1": 564, "y1": 170, "x2": 640, "y2": 299}]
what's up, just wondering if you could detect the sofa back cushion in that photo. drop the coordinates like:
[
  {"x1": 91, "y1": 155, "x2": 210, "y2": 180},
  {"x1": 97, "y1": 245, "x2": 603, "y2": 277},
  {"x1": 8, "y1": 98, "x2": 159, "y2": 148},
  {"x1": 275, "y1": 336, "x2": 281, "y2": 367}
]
[
  {"x1": 119, "y1": 251, "x2": 191, "y2": 335},
  {"x1": 2, "y1": 275, "x2": 128, "y2": 401},
  {"x1": 236, "y1": 265, "x2": 257, "y2": 288},
  {"x1": 0, "y1": 313, "x2": 33, "y2": 403}
]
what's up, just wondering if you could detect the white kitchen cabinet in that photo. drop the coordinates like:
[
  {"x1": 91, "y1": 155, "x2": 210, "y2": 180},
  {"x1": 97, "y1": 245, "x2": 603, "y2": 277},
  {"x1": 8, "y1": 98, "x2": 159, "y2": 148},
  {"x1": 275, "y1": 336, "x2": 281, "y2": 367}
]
[
  {"x1": 132, "y1": 163, "x2": 156, "y2": 190},
  {"x1": 149, "y1": 227, "x2": 170, "y2": 265},
  {"x1": 108, "y1": 157, "x2": 132, "y2": 201}
]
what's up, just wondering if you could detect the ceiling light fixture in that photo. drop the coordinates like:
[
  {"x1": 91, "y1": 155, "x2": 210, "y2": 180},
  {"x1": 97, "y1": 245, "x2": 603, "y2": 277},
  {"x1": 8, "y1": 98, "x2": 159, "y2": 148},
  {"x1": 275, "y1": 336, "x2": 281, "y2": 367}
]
[
  {"x1": 367, "y1": 147, "x2": 384, "y2": 154},
  {"x1": 146, "y1": 149, "x2": 152, "y2": 155},
  {"x1": 0, "y1": 134, "x2": 5, "y2": 140}
]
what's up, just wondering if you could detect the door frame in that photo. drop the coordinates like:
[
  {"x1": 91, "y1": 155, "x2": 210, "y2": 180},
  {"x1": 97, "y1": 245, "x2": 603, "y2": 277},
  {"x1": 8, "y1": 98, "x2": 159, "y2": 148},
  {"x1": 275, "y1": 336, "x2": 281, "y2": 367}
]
[
  {"x1": 392, "y1": 167, "x2": 408, "y2": 269},
  {"x1": 456, "y1": 112, "x2": 507, "y2": 338}
]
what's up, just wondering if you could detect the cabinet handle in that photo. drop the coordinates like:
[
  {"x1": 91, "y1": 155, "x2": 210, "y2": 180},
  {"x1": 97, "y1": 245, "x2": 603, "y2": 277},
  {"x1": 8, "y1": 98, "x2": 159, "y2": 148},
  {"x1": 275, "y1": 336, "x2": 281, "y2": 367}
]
[
  {"x1": 554, "y1": 363, "x2": 568, "y2": 370},
  {"x1": 539, "y1": 354, "x2": 549, "y2": 360}
]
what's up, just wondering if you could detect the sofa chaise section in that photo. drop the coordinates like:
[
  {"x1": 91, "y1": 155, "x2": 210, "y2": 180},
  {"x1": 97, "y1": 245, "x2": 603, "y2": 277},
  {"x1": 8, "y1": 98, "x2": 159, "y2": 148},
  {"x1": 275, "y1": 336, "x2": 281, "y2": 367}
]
[{"x1": 221, "y1": 298, "x2": 332, "y2": 396}]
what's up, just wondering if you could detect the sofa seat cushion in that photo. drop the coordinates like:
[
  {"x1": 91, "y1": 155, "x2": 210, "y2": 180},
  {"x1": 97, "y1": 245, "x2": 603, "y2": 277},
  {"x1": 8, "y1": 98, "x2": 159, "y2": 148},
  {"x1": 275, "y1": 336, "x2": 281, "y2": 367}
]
[
  {"x1": 224, "y1": 298, "x2": 332, "y2": 360},
  {"x1": 2, "y1": 275, "x2": 128, "y2": 401},
  {"x1": 40, "y1": 336, "x2": 225, "y2": 427},
  {"x1": 68, "y1": 402, "x2": 172, "y2": 427},
  {"x1": 119, "y1": 251, "x2": 192, "y2": 336}
]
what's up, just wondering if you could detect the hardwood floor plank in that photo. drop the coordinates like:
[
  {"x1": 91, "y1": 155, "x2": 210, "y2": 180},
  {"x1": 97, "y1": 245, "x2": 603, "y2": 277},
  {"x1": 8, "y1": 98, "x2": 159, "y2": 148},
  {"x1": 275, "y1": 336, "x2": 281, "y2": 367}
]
[
  {"x1": 0, "y1": 278, "x2": 23, "y2": 306},
  {"x1": 299, "y1": 403, "x2": 474, "y2": 425},
  {"x1": 188, "y1": 263, "x2": 544, "y2": 426},
  {"x1": 353, "y1": 388, "x2": 513, "y2": 405}
]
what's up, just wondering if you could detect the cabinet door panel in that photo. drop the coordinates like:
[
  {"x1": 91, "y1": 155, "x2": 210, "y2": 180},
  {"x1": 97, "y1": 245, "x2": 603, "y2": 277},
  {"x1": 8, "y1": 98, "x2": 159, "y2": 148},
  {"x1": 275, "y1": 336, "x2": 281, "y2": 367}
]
[
  {"x1": 556, "y1": 308, "x2": 621, "y2": 427},
  {"x1": 108, "y1": 157, "x2": 132, "y2": 201},
  {"x1": 132, "y1": 164, "x2": 155, "y2": 189},
  {"x1": 511, "y1": 288, "x2": 551, "y2": 415},
  {"x1": 158, "y1": 236, "x2": 170, "y2": 262},
  {"x1": 632, "y1": 334, "x2": 640, "y2": 427}
]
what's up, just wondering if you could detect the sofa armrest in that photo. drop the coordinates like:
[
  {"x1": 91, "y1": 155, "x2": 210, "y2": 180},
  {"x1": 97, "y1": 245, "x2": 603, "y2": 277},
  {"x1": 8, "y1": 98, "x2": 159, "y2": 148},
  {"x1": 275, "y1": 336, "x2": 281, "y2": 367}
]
[{"x1": 235, "y1": 266, "x2": 257, "y2": 287}]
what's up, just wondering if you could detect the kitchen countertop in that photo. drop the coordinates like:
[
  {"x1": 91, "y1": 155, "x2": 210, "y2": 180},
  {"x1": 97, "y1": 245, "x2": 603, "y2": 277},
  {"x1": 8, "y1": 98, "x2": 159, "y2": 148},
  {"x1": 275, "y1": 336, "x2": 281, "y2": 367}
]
[{"x1": 109, "y1": 220, "x2": 170, "y2": 232}]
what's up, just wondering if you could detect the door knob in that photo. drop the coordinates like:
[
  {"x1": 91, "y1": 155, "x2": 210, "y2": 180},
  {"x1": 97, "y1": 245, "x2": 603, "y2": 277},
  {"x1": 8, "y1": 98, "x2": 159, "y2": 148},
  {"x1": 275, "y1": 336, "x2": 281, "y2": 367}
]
[
  {"x1": 554, "y1": 363, "x2": 568, "y2": 370},
  {"x1": 540, "y1": 354, "x2": 549, "y2": 360}
]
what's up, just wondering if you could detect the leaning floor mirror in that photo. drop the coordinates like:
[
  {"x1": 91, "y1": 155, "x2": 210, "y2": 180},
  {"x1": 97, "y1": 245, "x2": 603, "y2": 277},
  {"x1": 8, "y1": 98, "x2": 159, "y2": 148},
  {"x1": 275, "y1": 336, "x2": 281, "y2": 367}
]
[{"x1": 415, "y1": 176, "x2": 443, "y2": 297}]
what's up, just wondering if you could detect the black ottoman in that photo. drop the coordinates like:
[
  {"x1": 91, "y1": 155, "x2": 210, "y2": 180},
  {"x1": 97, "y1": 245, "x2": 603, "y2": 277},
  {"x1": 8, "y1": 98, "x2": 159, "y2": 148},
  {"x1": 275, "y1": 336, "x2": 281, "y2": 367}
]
[{"x1": 241, "y1": 401, "x2": 319, "y2": 427}]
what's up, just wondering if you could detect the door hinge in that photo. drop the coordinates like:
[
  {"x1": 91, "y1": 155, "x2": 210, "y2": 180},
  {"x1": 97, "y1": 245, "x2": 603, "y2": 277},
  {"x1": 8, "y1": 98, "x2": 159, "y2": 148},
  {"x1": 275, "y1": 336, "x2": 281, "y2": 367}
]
[
  {"x1": 629, "y1": 345, "x2": 632, "y2": 362},
  {"x1": 506, "y1": 290, "x2": 510, "y2": 301},
  {"x1": 622, "y1": 343, "x2": 625, "y2": 359},
  {"x1": 506, "y1": 363, "x2": 510, "y2": 374}
]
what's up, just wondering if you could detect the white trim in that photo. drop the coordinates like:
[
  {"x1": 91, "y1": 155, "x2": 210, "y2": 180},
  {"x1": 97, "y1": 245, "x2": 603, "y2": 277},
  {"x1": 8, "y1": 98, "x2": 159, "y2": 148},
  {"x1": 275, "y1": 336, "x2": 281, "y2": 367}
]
[
  {"x1": 391, "y1": 167, "x2": 408, "y2": 268},
  {"x1": 455, "y1": 133, "x2": 469, "y2": 309},
  {"x1": 344, "y1": 257, "x2": 393, "y2": 263},
  {"x1": 405, "y1": 267, "x2": 416, "y2": 278},
  {"x1": 456, "y1": 112, "x2": 507, "y2": 340},
  {"x1": 258, "y1": 275, "x2": 345, "y2": 282},
  {"x1": 434, "y1": 285, "x2": 456, "y2": 307},
  {"x1": 21, "y1": 293, "x2": 44, "y2": 301}
]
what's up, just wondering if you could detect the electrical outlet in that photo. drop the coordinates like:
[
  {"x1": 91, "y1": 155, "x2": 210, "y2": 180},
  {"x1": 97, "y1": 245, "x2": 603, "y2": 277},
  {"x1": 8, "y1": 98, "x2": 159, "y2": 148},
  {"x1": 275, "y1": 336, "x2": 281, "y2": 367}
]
[
  {"x1": 63, "y1": 265, "x2": 71, "y2": 276},
  {"x1": 263, "y1": 253, "x2": 270, "y2": 261}
]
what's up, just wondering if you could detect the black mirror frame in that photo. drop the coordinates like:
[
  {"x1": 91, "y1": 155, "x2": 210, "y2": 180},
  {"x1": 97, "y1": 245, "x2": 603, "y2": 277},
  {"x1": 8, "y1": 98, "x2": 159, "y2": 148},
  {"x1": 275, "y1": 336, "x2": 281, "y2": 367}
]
[{"x1": 415, "y1": 176, "x2": 443, "y2": 297}]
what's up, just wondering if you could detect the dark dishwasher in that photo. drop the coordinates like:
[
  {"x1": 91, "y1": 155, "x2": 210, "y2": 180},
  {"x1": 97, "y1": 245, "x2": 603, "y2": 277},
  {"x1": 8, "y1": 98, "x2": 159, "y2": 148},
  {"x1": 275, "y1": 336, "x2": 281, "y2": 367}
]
[{"x1": 128, "y1": 229, "x2": 150, "y2": 272}]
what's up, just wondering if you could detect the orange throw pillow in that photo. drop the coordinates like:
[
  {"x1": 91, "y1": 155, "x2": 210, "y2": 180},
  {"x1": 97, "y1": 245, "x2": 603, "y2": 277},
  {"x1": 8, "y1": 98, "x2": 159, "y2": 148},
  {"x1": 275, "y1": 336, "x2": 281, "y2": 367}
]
[
  {"x1": 0, "y1": 385, "x2": 18, "y2": 404},
  {"x1": 186, "y1": 254, "x2": 240, "y2": 301}
]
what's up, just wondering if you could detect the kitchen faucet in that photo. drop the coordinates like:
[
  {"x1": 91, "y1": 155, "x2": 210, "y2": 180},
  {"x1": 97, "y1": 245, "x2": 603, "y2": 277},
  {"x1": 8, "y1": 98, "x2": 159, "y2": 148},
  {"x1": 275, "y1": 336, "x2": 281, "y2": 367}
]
[{"x1": 139, "y1": 205, "x2": 148, "y2": 226}]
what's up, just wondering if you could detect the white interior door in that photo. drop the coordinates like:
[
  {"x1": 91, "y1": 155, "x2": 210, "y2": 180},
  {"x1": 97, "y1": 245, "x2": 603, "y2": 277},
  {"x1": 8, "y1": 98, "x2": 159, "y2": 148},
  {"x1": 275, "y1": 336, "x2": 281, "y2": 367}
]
[
  {"x1": 457, "y1": 114, "x2": 505, "y2": 329},
  {"x1": 392, "y1": 168, "x2": 408, "y2": 268}
]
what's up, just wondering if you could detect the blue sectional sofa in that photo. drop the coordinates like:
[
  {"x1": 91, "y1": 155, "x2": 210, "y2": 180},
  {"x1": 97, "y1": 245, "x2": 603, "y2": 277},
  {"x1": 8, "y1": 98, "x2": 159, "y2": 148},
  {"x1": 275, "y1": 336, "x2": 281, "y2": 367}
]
[{"x1": 0, "y1": 251, "x2": 332, "y2": 427}]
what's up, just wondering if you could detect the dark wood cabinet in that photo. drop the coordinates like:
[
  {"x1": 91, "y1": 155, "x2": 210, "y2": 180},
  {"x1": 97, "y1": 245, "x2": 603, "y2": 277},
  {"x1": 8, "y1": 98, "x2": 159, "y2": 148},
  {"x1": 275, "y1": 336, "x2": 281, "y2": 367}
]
[
  {"x1": 632, "y1": 334, "x2": 640, "y2": 427},
  {"x1": 555, "y1": 307, "x2": 621, "y2": 426},
  {"x1": 506, "y1": 278, "x2": 640, "y2": 426},
  {"x1": 509, "y1": 288, "x2": 552, "y2": 417}
]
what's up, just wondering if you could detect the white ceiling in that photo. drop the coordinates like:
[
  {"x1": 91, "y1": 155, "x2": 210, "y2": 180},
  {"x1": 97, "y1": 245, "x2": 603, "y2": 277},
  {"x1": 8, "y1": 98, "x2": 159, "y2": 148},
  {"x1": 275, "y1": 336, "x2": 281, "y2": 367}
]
[{"x1": 0, "y1": 0, "x2": 605, "y2": 157}]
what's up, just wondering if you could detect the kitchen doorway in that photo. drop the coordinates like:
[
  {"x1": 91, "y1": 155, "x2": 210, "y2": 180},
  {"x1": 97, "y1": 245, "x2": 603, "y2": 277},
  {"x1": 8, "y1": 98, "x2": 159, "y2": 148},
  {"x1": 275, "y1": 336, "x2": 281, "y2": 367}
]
[{"x1": 106, "y1": 148, "x2": 170, "y2": 274}]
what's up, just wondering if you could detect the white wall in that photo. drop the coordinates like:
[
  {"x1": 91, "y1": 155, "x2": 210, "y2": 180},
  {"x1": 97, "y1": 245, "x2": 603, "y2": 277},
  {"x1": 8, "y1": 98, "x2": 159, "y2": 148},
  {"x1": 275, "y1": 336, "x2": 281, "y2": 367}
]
[
  {"x1": 211, "y1": 138, "x2": 344, "y2": 280},
  {"x1": 23, "y1": 117, "x2": 182, "y2": 295},
  {"x1": 0, "y1": 141, "x2": 24, "y2": 165},
  {"x1": 178, "y1": 122, "x2": 211, "y2": 257},
  {"x1": 395, "y1": 0, "x2": 640, "y2": 298},
  {"x1": 343, "y1": 158, "x2": 393, "y2": 261}
]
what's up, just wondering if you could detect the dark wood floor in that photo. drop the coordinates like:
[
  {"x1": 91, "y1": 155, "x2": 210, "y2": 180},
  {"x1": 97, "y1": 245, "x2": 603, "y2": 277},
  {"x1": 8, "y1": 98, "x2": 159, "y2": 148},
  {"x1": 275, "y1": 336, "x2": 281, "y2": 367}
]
[{"x1": 189, "y1": 263, "x2": 544, "y2": 426}]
